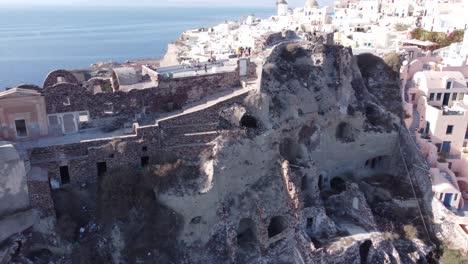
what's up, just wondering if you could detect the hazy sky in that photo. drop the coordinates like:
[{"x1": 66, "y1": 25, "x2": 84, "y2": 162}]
[{"x1": 0, "y1": 0, "x2": 334, "y2": 8}]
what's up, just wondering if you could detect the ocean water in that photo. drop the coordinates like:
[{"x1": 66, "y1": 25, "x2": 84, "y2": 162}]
[{"x1": 0, "y1": 6, "x2": 274, "y2": 89}]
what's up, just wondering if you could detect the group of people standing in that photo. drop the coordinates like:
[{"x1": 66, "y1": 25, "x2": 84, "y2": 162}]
[{"x1": 236, "y1": 46, "x2": 252, "y2": 57}]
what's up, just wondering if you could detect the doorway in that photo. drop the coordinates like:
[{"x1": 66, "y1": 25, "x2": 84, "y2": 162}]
[
  {"x1": 443, "y1": 93, "x2": 450, "y2": 106},
  {"x1": 59, "y1": 166, "x2": 70, "y2": 185},
  {"x1": 62, "y1": 113, "x2": 77, "y2": 134},
  {"x1": 443, "y1": 193, "x2": 453, "y2": 207},
  {"x1": 97, "y1": 162, "x2": 107, "y2": 178},
  {"x1": 141, "y1": 156, "x2": 149, "y2": 167},
  {"x1": 424, "y1": 121, "x2": 430, "y2": 135},
  {"x1": 442, "y1": 141, "x2": 451, "y2": 154}
]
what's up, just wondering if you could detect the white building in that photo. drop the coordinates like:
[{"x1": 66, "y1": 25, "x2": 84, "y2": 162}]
[{"x1": 277, "y1": 0, "x2": 289, "y2": 16}]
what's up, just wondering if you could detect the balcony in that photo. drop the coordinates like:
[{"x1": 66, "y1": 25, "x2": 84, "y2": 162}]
[{"x1": 442, "y1": 109, "x2": 465, "y2": 116}]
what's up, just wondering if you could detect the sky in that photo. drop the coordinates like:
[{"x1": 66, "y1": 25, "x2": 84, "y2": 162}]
[{"x1": 0, "y1": 0, "x2": 334, "y2": 8}]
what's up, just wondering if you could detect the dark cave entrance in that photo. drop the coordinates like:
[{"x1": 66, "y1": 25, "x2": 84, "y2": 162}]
[
  {"x1": 97, "y1": 162, "x2": 107, "y2": 178},
  {"x1": 268, "y1": 216, "x2": 287, "y2": 238},
  {"x1": 330, "y1": 177, "x2": 346, "y2": 193},
  {"x1": 359, "y1": 240, "x2": 373, "y2": 264},
  {"x1": 240, "y1": 114, "x2": 258, "y2": 128}
]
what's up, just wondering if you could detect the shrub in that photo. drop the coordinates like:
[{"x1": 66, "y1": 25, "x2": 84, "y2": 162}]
[
  {"x1": 410, "y1": 29, "x2": 465, "y2": 48},
  {"x1": 384, "y1": 52, "x2": 402, "y2": 73},
  {"x1": 101, "y1": 82, "x2": 113, "y2": 93},
  {"x1": 403, "y1": 225, "x2": 418, "y2": 240},
  {"x1": 440, "y1": 246, "x2": 468, "y2": 264},
  {"x1": 395, "y1": 23, "x2": 411, "y2": 32}
]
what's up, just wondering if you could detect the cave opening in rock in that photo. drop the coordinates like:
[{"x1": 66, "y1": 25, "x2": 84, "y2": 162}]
[
  {"x1": 330, "y1": 177, "x2": 346, "y2": 193},
  {"x1": 240, "y1": 114, "x2": 258, "y2": 128},
  {"x1": 359, "y1": 240, "x2": 373, "y2": 264},
  {"x1": 335, "y1": 122, "x2": 354, "y2": 142},
  {"x1": 318, "y1": 175, "x2": 323, "y2": 191},
  {"x1": 268, "y1": 216, "x2": 287, "y2": 238},
  {"x1": 237, "y1": 218, "x2": 258, "y2": 250}
]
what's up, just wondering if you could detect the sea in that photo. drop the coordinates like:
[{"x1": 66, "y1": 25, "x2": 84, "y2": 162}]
[{"x1": 0, "y1": 6, "x2": 274, "y2": 90}]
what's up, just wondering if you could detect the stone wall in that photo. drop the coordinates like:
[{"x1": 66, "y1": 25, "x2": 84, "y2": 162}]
[
  {"x1": 27, "y1": 167, "x2": 55, "y2": 217},
  {"x1": 42, "y1": 71, "x2": 241, "y2": 119},
  {"x1": 0, "y1": 143, "x2": 30, "y2": 217},
  {"x1": 28, "y1": 93, "x2": 248, "y2": 187},
  {"x1": 43, "y1": 70, "x2": 80, "y2": 88}
]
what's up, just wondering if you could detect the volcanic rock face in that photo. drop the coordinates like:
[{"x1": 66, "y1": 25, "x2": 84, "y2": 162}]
[{"x1": 155, "y1": 42, "x2": 433, "y2": 263}]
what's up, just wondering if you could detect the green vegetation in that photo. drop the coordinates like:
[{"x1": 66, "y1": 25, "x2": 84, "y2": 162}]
[
  {"x1": 438, "y1": 152, "x2": 448, "y2": 163},
  {"x1": 403, "y1": 224, "x2": 418, "y2": 240},
  {"x1": 395, "y1": 23, "x2": 411, "y2": 32},
  {"x1": 101, "y1": 82, "x2": 113, "y2": 93},
  {"x1": 410, "y1": 28, "x2": 465, "y2": 48},
  {"x1": 383, "y1": 52, "x2": 403, "y2": 73},
  {"x1": 440, "y1": 246, "x2": 468, "y2": 264}
]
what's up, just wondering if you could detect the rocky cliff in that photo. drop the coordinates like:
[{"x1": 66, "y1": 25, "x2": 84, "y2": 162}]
[{"x1": 152, "y1": 41, "x2": 435, "y2": 263}]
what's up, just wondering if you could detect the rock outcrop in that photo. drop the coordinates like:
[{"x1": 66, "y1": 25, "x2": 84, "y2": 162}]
[{"x1": 153, "y1": 41, "x2": 434, "y2": 263}]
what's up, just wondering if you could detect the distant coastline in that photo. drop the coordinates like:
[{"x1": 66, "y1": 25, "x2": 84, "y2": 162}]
[{"x1": 0, "y1": 6, "x2": 274, "y2": 90}]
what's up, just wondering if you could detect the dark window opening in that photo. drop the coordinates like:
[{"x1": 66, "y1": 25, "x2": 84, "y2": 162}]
[
  {"x1": 330, "y1": 177, "x2": 346, "y2": 193},
  {"x1": 436, "y1": 143, "x2": 442, "y2": 152},
  {"x1": 365, "y1": 160, "x2": 369, "y2": 166},
  {"x1": 306, "y1": 218, "x2": 314, "y2": 229},
  {"x1": 446, "y1": 81, "x2": 453, "y2": 89},
  {"x1": 15, "y1": 119, "x2": 27, "y2": 137},
  {"x1": 109, "y1": 153, "x2": 115, "y2": 158},
  {"x1": 429, "y1": 93, "x2": 435, "y2": 101},
  {"x1": 97, "y1": 162, "x2": 107, "y2": 178},
  {"x1": 240, "y1": 114, "x2": 258, "y2": 128},
  {"x1": 446, "y1": 125, "x2": 454, "y2": 135},
  {"x1": 452, "y1": 93, "x2": 458, "y2": 100},
  {"x1": 268, "y1": 216, "x2": 288, "y2": 238},
  {"x1": 141, "y1": 156, "x2": 149, "y2": 167},
  {"x1": 318, "y1": 175, "x2": 323, "y2": 191},
  {"x1": 371, "y1": 158, "x2": 376, "y2": 169},
  {"x1": 436, "y1": 93, "x2": 442, "y2": 101},
  {"x1": 59, "y1": 166, "x2": 70, "y2": 185},
  {"x1": 142, "y1": 146, "x2": 148, "y2": 152}
]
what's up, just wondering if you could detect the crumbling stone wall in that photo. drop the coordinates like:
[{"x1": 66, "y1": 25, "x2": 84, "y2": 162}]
[
  {"x1": 29, "y1": 93, "x2": 248, "y2": 187},
  {"x1": 42, "y1": 71, "x2": 242, "y2": 119},
  {"x1": 27, "y1": 179, "x2": 55, "y2": 217},
  {"x1": 43, "y1": 70, "x2": 80, "y2": 88}
]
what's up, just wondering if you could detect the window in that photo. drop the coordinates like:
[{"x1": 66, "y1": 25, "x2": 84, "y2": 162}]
[
  {"x1": 142, "y1": 146, "x2": 148, "y2": 152},
  {"x1": 78, "y1": 112, "x2": 89, "y2": 123},
  {"x1": 446, "y1": 81, "x2": 453, "y2": 89},
  {"x1": 63, "y1": 96, "x2": 71, "y2": 106},
  {"x1": 452, "y1": 93, "x2": 458, "y2": 100},
  {"x1": 436, "y1": 143, "x2": 442, "y2": 152},
  {"x1": 460, "y1": 93, "x2": 465, "y2": 101},
  {"x1": 463, "y1": 141, "x2": 467, "y2": 147},
  {"x1": 429, "y1": 93, "x2": 435, "y2": 101},
  {"x1": 14, "y1": 119, "x2": 28, "y2": 137},
  {"x1": 48, "y1": 115, "x2": 59, "y2": 126},
  {"x1": 446, "y1": 125, "x2": 454, "y2": 135},
  {"x1": 57, "y1": 76, "x2": 66, "y2": 83},
  {"x1": 436, "y1": 93, "x2": 442, "y2": 101}
]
